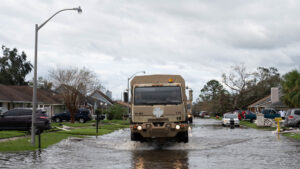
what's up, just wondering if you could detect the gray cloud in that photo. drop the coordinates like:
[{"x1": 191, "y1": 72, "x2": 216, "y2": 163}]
[{"x1": 1, "y1": 0, "x2": 300, "y2": 100}]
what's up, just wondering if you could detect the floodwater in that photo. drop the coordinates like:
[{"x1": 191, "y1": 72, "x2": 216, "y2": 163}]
[{"x1": 0, "y1": 119, "x2": 300, "y2": 169}]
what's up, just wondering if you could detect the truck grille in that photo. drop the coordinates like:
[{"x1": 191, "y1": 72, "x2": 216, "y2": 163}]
[
  {"x1": 148, "y1": 118, "x2": 168, "y2": 122},
  {"x1": 153, "y1": 122, "x2": 164, "y2": 127}
]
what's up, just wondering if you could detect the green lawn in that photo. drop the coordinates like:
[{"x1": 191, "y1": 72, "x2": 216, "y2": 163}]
[
  {"x1": 239, "y1": 120, "x2": 300, "y2": 141},
  {"x1": 50, "y1": 121, "x2": 95, "y2": 128},
  {"x1": 0, "y1": 133, "x2": 71, "y2": 152},
  {"x1": 101, "y1": 120, "x2": 130, "y2": 125},
  {"x1": 283, "y1": 133, "x2": 300, "y2": 141},
  {"x1": 0, "y1": 120, "x2": 129, "y2": 152},
  {"x1": 239, "y1": 120, "x2": 277, "y2": 131},
  {"x1": 0, "y1": 130, "x2": 27, "y2": 139}
]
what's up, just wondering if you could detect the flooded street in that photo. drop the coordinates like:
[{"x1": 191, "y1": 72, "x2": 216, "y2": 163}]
[{"x1": 1, "y1": 118, "x2": 300, "y2": 169}]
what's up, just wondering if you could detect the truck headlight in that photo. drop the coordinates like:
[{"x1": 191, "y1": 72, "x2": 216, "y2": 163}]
[
  {"x1": 175, "y1": 125, "x2": 180, "y2": 130},
  {"x1": 137, "y1": 125, "x2": 142, "y2": 131}
]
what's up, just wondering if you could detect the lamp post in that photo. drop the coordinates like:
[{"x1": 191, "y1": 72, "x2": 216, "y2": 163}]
[
  {"x1": 31, "y1": 7, "x2": 82, "y2": 146},
  {"x1": 127, "y1": 71, "x2": 146, "y2": 116}
]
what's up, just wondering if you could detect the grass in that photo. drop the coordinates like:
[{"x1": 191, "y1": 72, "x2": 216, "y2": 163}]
[
  {"x1": 283, "y1": 133, "x2": 300, "y2": 141},
  {"x1": 239, "y1": 120, "x2": 277, "y2": 131},
  {"x1": 101, "y1": 120, "x2": 130, "y2": 125},
  {"x1": 239, "y1": 120, "x2": 300, "y2": 141},
  {"x1": 0, "y1": 133, "x2": 71, "y2": 152},
  {"x1": 0, "y1": 120, "x2": 129, "y2": 152},
  {"x1": 0, "y1": 130, "x2": 27, "y2": 139},
  {"x1": 58, "y1": 128, "x2": 112, "y2": 136},
  {"x1": 50, "y1": 121, "x2": 95, "y2": 128}
]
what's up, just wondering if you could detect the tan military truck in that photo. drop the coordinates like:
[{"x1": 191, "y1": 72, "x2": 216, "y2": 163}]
[{"x1": 129, "y1": 74, "x2": 189, "y2": 143}]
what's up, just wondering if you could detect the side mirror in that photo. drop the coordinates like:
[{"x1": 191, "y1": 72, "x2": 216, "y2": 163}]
[{"x1": 123, "y1": 92, "x2": 128, "y2": 103}]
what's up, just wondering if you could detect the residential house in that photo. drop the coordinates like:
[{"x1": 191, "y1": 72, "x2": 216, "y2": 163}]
[
  {"x1": 89, "y1": 90, "x2": 114, "y2": 114},
  {"x1": 55, "y1": 85, "x2": 114, "y2": 115},
  {"x1": 0, "y1": 84, "x2": 65, "y2": 117},
  {"x1": 248, "y1": 87, "x2": 288, "y2": 112}
]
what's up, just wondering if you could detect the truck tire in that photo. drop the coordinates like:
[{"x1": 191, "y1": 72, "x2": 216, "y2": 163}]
[
  {"x1": 176, "y1": 131, "x2": 188, "y2": 143},
  {"x1": 189, "y1": 118, "x2": 193, "y2": 123},
  {"x1": 131, "y1": 132, "x2": 139, "y2": 141}
]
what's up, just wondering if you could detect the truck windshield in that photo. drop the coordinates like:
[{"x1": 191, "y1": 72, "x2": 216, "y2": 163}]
[{"x1": 134, "y1": 86, "x2": 182, "y2": 105}]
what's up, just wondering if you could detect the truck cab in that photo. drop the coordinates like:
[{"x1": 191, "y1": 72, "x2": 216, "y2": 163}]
[{"x1": 129, "y1": 75, "x2": 189, "y2": 143}]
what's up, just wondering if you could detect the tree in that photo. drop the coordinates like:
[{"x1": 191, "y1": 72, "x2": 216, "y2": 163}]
[
  {"x1": 106, "y1": 104, "x2": 127, "y2": 120},
  {"x1": 37, "y1": 76, "x2": 53, "y2": 90},
  {"x1": 199, "y1": 80, "x2": 225, "y2": 101},
  {"x1": 29, "y1": 76, "x2": 53, "y2": 90},
  {"x1": 281, "y1": 70, "x2": 300, "y2": 108},
  {"x1": 49, "y1": 67, "x2": 102, "y2": 123},
  {"x1": 245, "y1": 67, "x2": 281, "y2": 106},
  {"x1": 0, "y1": 46, "x2": 33, "y2": 85},
  {"x1": 222, "y1": 64, "x2": 254, "y2": 109},
  {"x1": 222, "y1": 65, "x2": 281, "y2": 110},
  {"x1": 197, "y1": 79, "x2": 232, "y2": 114}
]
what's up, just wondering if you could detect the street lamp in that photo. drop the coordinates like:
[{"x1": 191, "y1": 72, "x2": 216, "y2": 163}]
[
  {"x1": 31, "y1": 6, "x2": 82, "y2": 146},
  {"x1": 127, "y1": 71, "x2": 146, "y2": 116}
]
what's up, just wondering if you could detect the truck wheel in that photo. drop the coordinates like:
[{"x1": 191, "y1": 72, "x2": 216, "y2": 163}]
[
  {"x1": 131, "y1": 132, "x2": 139, "y2": 141},
  {"x1": 176, "y1": 131, "x2": 189, "y2": 143},
  {"x1": 189, "y1": 118, "x2": 193, "y2": 123},
  {"x1": 183, "y1": 131, "x2": 189, "y2": 143}
]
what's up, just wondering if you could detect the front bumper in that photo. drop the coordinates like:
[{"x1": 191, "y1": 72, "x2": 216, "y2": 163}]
[
  {"x1": 223, "y1": 121, "x2": 240, "y2": 126},
  {"x1": 131, "y1": 122, "x2": 188, "y2": 138}
]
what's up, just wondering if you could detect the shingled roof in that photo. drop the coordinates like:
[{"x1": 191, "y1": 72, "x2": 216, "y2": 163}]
[{"x1": 0, "y1": 84, "x2": 63, "y2": 104}]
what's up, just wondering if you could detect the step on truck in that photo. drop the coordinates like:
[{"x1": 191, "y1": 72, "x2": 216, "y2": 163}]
[{"x1": 128, "y1": 74, "x2": 189, "y2": 143}]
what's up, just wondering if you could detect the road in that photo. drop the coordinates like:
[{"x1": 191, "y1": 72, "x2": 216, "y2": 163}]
[{"x1": 0, "y1": 118, "x2": 299, "y2": 169}]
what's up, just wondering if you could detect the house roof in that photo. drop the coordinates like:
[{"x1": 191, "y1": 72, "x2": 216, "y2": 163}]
[
  {"x1": 247, "y1": 95, "x2": 271, "y2": 108},
  {"x1": 0, "y1": 84, "x2": 63, "y2": 104},
  {"x1": 114, "y1": 101, "x2": 130, "y2": 108},
  {"x1": 247, "y1": 94, "x2": 288, "y2": 109},
  {"x1": 90, "y1": 90, "x2": 113, "y2": 104},
  {"x1": 268, "y1": 101, "x2": 288, "y2": 108}
]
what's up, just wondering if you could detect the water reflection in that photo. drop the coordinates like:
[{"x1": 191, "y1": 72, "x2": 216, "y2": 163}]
[{"x1": 132, "y1": 150, "x2": 189, "y2": 169}]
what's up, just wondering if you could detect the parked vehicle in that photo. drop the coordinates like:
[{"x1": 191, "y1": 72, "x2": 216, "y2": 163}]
[
  {"x1": 51, "y1": 108, "x2": 92, "y2": 123},
  {"x1": 199, "y1": 111, "x2": 209, "y2": 118},
  {"x1": 193, "y1": 112, "x2": 200, "y2": 117},
  {"x1": 284, "y1": 109, "x2": 300, "y2": 128},
  {"x1": 222, "y1": 113, "x2": 240, "y2": 126},
  {"x1": 0, "y1": 107, "x2": 8, "y2": 114},
  {"x1": 244, "y1": 111, "x2": 256, "y2": 122},
  {"x1": 261, "y1": 109, "x2": 280, "y2": 119},
  {"x1": 0, "y1": 108, "x2": 51, "y2": 132}
]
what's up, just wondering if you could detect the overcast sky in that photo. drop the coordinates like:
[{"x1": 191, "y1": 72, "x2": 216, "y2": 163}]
[{"x1": 1, "y1": 0, "x2": 300, "y2": 101}]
